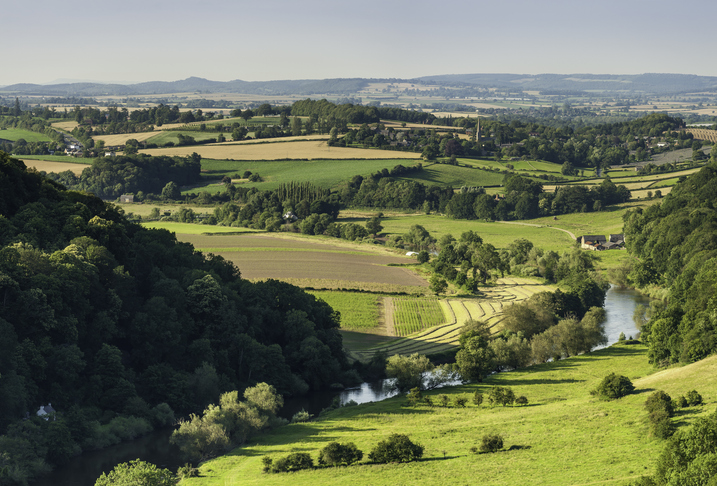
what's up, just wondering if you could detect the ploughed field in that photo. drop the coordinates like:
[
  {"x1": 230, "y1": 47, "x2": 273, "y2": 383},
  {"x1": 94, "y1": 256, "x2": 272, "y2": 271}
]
[{"x1": 177, "y1": 233, "x2": 427, "y2": 289}]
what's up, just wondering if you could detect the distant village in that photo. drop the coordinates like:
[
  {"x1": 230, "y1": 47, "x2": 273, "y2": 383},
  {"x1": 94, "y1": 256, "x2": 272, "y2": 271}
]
[{"x1": 579, "y1": 234, "x2": 625, "y2": 251}]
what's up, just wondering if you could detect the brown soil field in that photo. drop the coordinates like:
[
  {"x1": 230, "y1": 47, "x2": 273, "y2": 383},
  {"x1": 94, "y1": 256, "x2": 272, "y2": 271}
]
[
  {"x1": 139, "y1": 140, "x2": 421, "y2": 160},
  {"x1": 176, "y1": 233, "x2": 427, "y2": 288},
  {"x1": 22, "y1": 159, "x2": 90, "y2": 175}
]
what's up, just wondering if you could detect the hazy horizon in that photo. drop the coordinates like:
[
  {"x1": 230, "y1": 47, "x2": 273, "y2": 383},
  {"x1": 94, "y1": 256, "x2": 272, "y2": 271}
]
[{"x1": 4, "y1": 0, "x2": 716, "y2": 87}]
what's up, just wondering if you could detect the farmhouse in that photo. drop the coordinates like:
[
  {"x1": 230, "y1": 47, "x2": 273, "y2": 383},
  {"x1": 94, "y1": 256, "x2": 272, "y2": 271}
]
[
  {"x1": 36, "y1": 403, "x2": 56, "y2": 420},
  {"x1": 119, "y1": 194, "x2": 134, "y2": 203},
  {"x1": 580, "y1": 235, "x2": 607, "y2": 251}
]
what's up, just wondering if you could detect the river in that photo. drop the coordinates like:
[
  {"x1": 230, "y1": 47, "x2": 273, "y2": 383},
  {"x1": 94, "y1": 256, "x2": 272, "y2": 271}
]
[{"x1": 31, "y1": 284, "x2": 649, "y2": 485}]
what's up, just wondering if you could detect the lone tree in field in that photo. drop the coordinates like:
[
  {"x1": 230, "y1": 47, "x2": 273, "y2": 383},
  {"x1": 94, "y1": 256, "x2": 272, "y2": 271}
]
[
  {"x1": 318, "y1": 442, "x2": 363, "y2": 466},
  {"x1": 368, "y1": 434, "x2": 424, "y2": 463},
  {"x1": 593, "y1": 373, "x2": 634, "y2": 400}
]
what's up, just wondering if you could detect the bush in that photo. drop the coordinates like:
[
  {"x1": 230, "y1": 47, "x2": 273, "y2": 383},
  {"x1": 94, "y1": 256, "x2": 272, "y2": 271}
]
[
  {"x1": 473, "y1": 391, "x2": 484, "y2": 406},
  {"x1": 176, "y1": 463, "x2": 199, "y2": 479},
  {"x1": 645, "y1": 391, "x2": 674, "y2": 417},
  {"x1": 673, "y1": 395, "x2": 688, "y2": 409},
  {"x1": 291, "y1": 409, "x2": 312, "y2": 423},
  {"x1": 649, "y1": 410, "x2": 675, "y2": 439},
  {"x1": 594, "y1": 373, "x2": 634, "y2": 400},
  {"x1": 270, "y1": 452, "x2": 314, "y2": 473},
  {"x1": 478, "y1": 434, "x2": 504, "y2": 453},
  {"x1": 685, "y1": 390, "x2": 703, "y2": 406},
  {"x1": 488, "y1": 386, "x2": 515, "y2": 407},
  {"x1": 454, "y1": 397, "x2": 467, "y2": 408},
  {"x1": 515, "y1": 396, "x2": 529, "y2": 406},
  {"x1": 368, "y1": 434, "x2": 424, "y2": 463},
  {"x1": 317, "y1": 442, "x2": 363, "y2": 466},
  {"x1": 407, "y1": 387, "x2": 423, "y2": 406}
]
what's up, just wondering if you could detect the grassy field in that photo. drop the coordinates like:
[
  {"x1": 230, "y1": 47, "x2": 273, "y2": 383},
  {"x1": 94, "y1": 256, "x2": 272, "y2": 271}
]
[
  {"x1": 391, "y1": 297, "x2": 445, "y2": 337},
  {"x1": 140, "y1": 140, "x2": 421, "y2": 161},
  {"x1": 12, "y1": 154, "x2": 88, "y2": 163},
  {"x1": 184, "y1": 344, "x2": 717, "y2": 486},
  {"x1": 93, "y1": 131, "x2": 160, "y2": 146},
  {"x1": 395, "y1": 163, "x2": 505, "y2": 187},
  {"x1": 192, "y1": 158, "x2": 420, "y2": 192},
  {"x1": 378, "y1": 214, "x2": 575, "y2": 253},
  {"x1": 0, "y1": 128, "x2": 53, "y2": 143},
  {"x1": 307, "y1": 291, "x2": 381, "y2": 331}
]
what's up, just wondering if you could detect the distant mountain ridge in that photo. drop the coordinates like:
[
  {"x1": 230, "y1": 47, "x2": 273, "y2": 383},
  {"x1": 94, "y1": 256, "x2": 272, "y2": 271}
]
[{"x1": 2, "y1": 73, "x2": 717, "y2": 97}]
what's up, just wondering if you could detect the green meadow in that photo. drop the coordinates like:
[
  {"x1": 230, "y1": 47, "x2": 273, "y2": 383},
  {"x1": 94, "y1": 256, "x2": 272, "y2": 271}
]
[
  {"x1": 140, "y1": 221, "x2": 260, "y2": 235},
  {"x1": 0, "y1": 128, "x2": 53, "y2": 143},
  {"x1": 146, "y1": 130, "x2": 225, "y2": 146},
  {"x1": 183, "y1": 345, "x2": 717, "y2": 486},
  {"x1": 306, "y1": 291, "x2": 381, "y2": 331}
]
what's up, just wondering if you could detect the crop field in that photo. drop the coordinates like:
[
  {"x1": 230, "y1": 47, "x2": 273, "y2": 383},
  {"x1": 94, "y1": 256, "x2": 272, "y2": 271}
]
[
  {"x1": 140, "y1": 140, "x2": 421, "y2": 161},
  {"x1": 13, "y1": 154, "x2": 87, "y2": 163},
  {"x1": 50, "y1": 121, "x2": 79, "y2": 131},
  {"x1": 184, "y1": 342, "x2": 716, "y2": 486},
  {"x1": 306, "y1": 291, "x2": 381, "y2": 331},
  {"x1": 143, "y1": 130, "x2": 226, "y2": 146},
  {"x1": 349, "y1": 277, "x2": 554, "y2": 360},
  {"x1": 0, "y1": 128, "x2": 53, "y2": 143},
  {"x1": 390, "y1": 297, "x2": 445, "y2": 336},
  {"x1": 173, "y1": 233, "x2": 428, "y2": 289},
  {"x1": 21, "y1": 159, "x2": 90, "y2": 175},
  {"x1": 93, "y1": 131, "x2": 160, "y2": 146},
  {"x1": 189, "y1": 158, "x2": 420, "y2": 192}
]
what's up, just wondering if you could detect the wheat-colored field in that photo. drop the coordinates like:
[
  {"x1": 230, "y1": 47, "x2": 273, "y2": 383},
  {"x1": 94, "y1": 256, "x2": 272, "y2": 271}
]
[
  {"x1": 22, "y1": 159, "x2": 90, "y2": 175},
  {"x1": 51, "y1": 121, "x2": 79, "y2": 131},
  {"x1": 140, "y1": 140, "x2": 421, "y2": 160},
  {"x1": 93, "y1": 131, "x2": 159, "y2": 146}
]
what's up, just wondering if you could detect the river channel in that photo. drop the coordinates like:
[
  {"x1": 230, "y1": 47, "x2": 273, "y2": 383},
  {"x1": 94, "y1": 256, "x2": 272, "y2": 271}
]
[{"x1": 31, "y1": 284, "x2": 648, "y2": 485}]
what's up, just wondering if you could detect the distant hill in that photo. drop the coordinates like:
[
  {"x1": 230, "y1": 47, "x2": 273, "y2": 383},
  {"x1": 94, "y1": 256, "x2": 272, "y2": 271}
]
[{"x1": 2, "y1": 73, "x2": 717, "y2": 97}]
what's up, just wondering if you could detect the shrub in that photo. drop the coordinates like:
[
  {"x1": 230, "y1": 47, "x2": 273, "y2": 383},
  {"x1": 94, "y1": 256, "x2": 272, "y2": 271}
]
[
  {"x1": 270, "y1": 452, "x2": 314, "y2": 473},
  {"x1": 594, "y1": 373, "x2": 634, "y2": 400},
  {"x1": 368, "y1": 434, "x2": 424, "y2": 463},
  {"x1": 176, "y1": 463, "x2": 199, "y2": 479},
  {"x1": 649, "y1": 410, "x2": 675, "y2": 439},
  {"x1": 317, "y1": 442, "x2": 363, "y2": 466},
  {"x1": 673, "y1": 395, "x2": 688, "y2": 409},
  {"x1": 473, "y1": 391, "x2": 484, "y2": 406},
  {"x1": 488, "y1": 386, "x2": 515, "y2": 407},
  {"x1": 515, "y1": 396, "x2": 529, "y2": 406},
  {"x1": 685, "y1": 390, "x2": 703, "y2": 406},
  {"x1": 645, "y1": 391, "x2": 674, "y2": 417},
  {"x1": 454, "y1": 397, "x2": 467, "y2": 408},
  {"x1": 407, "y1": 387, "x2": 423, "y2": 406},
  {"x1": 438, "y1": 394, "x2": 449, "y2": 407},
  {"x1": 291, "y1": 409, "x2": 312, "y2": 423},
  {"x1": 478, "y1": 434, "x2": 504, "y2": 453}
]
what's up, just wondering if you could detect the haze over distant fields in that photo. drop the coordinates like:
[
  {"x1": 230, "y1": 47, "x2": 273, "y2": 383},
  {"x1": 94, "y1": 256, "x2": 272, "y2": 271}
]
[{"x1": 3, "y1": 0, "x2": 717, "y2": 87}]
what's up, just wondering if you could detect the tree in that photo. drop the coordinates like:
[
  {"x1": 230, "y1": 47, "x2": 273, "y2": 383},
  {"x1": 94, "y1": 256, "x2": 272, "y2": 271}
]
[
  {"x1": 368, "y1": 434, "x2": 424, "y2": 463},
  {"x1": 594, "y1": 373, "x2": 634, "y2": 400},
  {"x1": 161, "y1": 181, "x2": 180, "y2": 200},
  {"x1": 94, "y1": 459, "x2": 175, "y2": 486},
  {"x1": 478, "y1": 434, "x2": 504, "y2": 453},
  {"x1": 429, "y1": 274, "x2": 448, "y2": 295},
  {"x1": 291, "y1": 117, "x2": 303, "y2": 136},
  {"x1": 456, "y1": 332, "x2": 494, "y2": 382},
  {"x1": 385, "y1": 353, "x2": 433, "y2": 392},
  {"x1": 365, "y1": 216, "x2": 383, "y2": 236},
  {"x1": 240, "y1": 109, "x2": 254, "y2": 122},
  {"x1": 318, "y1": 442, "x2": 363, "y2": 466}
]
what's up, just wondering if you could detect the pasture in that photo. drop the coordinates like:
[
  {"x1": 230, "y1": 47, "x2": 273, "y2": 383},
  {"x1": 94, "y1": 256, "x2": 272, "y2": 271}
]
[
  {"x1": 141, "y1": 222, "x2": 258, "y2": 235},
  {"x1": 306, "y1": 291, "x2": 381, "y2": 332},
  {"x1": 190, "y1": 158, "x2": 421, "y2": 192},
  {"x1": 140, "y1": 140, "x2": 421, "y2": 161},
  {"x1": 184, "y1": 343, "x2": 717, "y2": 486},
  {"x1": 0, "y1": 128, "x2": 53, "y2": 143}
]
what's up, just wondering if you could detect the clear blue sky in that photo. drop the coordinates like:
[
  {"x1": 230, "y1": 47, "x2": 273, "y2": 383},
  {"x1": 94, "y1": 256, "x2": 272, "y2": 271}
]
[{"x1": 3, "y1": 0, "x2": 716, "y2": 86}]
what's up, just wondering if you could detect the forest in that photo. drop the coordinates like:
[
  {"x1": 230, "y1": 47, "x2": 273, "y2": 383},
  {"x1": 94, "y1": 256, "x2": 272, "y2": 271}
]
[
  {"x1": 623, "y1": 150, "x2": 717, "y2": 366},
  {"x1": 0, "y1": 152, "x2": 355, "y2": 483}
]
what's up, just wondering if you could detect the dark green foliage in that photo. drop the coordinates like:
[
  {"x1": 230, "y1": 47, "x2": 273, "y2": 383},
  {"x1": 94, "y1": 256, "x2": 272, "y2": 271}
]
[
  {"x1": 594, "y1": 373, "x2": 634, "y2": 400},
  {"x1": 176, "y1": 463, "x2": 199, "y2": 479},
  {"x1": 478, "y1": 434, "x2": 504, "y2": 453},
  {"x1": 454, "y1": 397, "x2": 468, "y2": 408},
  {"x1": 645, "y1": 391, "x2": 674, "y2": 417},
  {"x1": 686, "y1": 390, "x2": 703, "y2": 406},
  {"x1": 0, "y1": 153, "x2": 350, "y2": 481},
  {"x1": 487, "y1": 386, "x2": 516, "y2": 407},
  {"x1": 368, "y1": 434, "x2": 424, "y2": 464},
  {"x1": 515, "y1": 396, "x2": 529, "y2": 406},
  {"x1": 317, "y1": 442, "x2": 363, "y2": 466},
  {"x1": 269, "y1": 452, "x2": 314, "y2": 473},
  {"x1": 473, "y1": 391, "x2": 484, "y2": 406},
  {"x1": 649, "y1": 410, "x2": 675, "y2": 439}
]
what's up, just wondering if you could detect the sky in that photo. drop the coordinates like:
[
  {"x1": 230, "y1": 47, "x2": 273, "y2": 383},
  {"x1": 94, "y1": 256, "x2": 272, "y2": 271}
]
[{"x1": 3, "y1": 0, "x2": 716, "y2": 86}]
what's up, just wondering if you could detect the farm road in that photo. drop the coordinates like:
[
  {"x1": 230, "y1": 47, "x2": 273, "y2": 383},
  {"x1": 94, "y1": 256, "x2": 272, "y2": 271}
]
[{"x1": 497, "y1": 221, "x2": 576, "y2": 241}]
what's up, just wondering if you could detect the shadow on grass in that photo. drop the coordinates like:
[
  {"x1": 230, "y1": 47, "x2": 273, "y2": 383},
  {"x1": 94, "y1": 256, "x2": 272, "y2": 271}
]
[
  {"x1": 633, "y1": 387, "x2": 657, "y2": 395},
  {"x1": 673, "y1": 407, "x2": 704, "y2": 428}
]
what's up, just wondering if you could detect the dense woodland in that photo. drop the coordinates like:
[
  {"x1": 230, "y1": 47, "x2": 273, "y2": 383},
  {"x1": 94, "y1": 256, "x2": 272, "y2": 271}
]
[
  {"x1": 623, "y1": 150, "x2": 717, "y2": 366},
  {"x1": 0, "y1": 152, "x2": 354, "y2": 484}
]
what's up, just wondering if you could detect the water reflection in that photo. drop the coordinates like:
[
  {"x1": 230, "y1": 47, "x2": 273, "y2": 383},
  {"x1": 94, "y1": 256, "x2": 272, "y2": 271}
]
[{"x1": 597, "y1": 284, "x2": 651, "y2": 349}]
